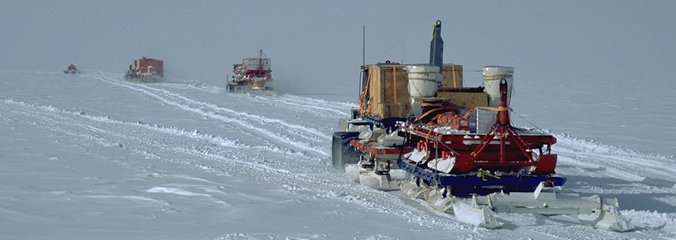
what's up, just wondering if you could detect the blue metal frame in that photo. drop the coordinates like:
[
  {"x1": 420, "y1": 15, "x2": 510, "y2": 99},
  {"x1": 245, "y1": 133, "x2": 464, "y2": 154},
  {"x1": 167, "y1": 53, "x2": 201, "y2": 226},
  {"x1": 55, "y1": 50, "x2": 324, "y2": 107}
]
[{"x1": 397, "y1": 159, "x2": 567, "y2": 197}]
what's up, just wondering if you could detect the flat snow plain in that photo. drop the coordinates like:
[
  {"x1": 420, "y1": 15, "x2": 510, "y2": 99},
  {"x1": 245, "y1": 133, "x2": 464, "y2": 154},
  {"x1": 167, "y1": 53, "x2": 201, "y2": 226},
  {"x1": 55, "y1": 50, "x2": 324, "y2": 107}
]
[{"x1": 1, "y1": 71, "x2": 674, "y2": 239}]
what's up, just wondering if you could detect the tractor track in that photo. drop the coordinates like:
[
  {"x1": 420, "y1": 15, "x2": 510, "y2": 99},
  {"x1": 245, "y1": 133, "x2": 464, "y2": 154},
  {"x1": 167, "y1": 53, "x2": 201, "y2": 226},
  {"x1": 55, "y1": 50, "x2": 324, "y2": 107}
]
[
  {"x1": 91, "y1": 74, "x2": 329, "y2": 158},
  {"x1": 0, "y1": 96, "x2": 471, "y2": 234},
  {"x1": 5, "y1": 74, "x2": 474, "y2": 232},
  {"x1": 2, "y1": 70, "x2": 674, "y2": 239}
]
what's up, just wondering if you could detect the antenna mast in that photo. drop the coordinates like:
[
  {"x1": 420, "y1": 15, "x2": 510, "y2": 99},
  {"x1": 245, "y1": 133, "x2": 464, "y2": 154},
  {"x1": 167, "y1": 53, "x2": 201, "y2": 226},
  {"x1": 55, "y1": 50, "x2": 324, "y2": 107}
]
[{"x1": 362, "y1": 25, "x2": 366, "y2": 67}]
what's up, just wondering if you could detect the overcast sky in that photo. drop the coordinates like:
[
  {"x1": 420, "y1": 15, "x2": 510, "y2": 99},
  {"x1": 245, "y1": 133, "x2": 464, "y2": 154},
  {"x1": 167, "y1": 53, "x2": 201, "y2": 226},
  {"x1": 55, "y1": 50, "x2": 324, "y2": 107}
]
[{"x1": 2, "y1": 1, "x2": 675, "y2": 96}]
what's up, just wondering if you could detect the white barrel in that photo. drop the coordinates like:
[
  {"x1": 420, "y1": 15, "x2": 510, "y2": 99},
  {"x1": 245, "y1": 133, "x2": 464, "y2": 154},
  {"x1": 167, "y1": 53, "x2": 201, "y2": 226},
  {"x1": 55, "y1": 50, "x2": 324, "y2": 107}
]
[
  {"x1": 482, "y1": 66, "x2": 514, "y2": 107},
  {"x1": 404, "y1": 65, "x2": 441, "y2": 98}
]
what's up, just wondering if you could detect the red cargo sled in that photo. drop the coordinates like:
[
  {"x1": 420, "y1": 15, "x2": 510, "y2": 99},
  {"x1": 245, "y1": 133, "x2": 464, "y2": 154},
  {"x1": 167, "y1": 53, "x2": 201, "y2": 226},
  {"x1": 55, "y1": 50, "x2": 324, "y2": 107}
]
[{"x1": 125, "y1": 57, "x2": 163, "y2": 82}]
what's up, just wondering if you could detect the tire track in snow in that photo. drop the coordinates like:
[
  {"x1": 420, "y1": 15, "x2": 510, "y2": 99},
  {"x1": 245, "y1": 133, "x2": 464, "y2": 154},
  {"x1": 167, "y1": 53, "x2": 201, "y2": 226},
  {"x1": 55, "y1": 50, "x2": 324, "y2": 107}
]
[
  {"x1": 134, "y1": 82, "x2": 330, "y2": 140},
  {"x1": 253, "y1": 95, "x2": 351, "y2": 116},
  {"x1": 87, "y1": 75, "x2": 656, "y2": 237},
  {"x1": 0, "y1": 97, "x2": 468, "y2": 233},
  {"x1": 92, "y1": 74, "x2": 327, "y2": 154},
  {"x1": 8, "y1": 75, "x2": 673, "y2": 238},
  {"x1": 156, "y1": 80, "x2": 354, "y2": 117},
  {"x1": 0, "y1": 99, "x2": 251, "y2": 150},
  {"x1": 90, "y1": 75, "x2": 328, "y2": 157},
  {"x1": 0, "y1": 98, "x2": 506, "y2": 234},
  {"x1": 555, "y1": 134, "x2": 676, "y2": 183},
  {"x1": 0, "y1": 98, "x2": 293, "y2": 174},
  {"x1": 279, "y1": 94, "x2": 356, "y2": 109},
  {"x1": 149, "y1": 79, "x2": 355, "y2": 115}
]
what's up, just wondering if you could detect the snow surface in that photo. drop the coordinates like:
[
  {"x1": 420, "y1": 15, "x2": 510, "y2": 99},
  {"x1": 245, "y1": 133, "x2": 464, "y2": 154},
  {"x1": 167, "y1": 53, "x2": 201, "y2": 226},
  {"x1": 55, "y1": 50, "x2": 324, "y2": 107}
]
[{"x1": 1, "y1": 70, "x2": 675, "y2": 240}]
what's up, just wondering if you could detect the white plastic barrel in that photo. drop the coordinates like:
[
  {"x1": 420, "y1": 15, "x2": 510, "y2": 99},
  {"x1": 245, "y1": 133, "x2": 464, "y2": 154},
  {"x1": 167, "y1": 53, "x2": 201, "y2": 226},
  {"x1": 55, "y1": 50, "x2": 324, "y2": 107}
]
[
  {"x1": 482, "y1": 66, "x2": 514, "y2": 107},
  {"x1": 404, "y1": 65, "x2": 441, "y2": 98}
]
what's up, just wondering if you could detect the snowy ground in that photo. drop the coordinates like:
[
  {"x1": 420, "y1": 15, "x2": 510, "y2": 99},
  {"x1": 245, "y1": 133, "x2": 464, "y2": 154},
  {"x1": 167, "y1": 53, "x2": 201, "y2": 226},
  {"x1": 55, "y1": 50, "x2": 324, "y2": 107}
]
[{"x1": 1, "y1": 70, "x2": 675, "y2": 239}]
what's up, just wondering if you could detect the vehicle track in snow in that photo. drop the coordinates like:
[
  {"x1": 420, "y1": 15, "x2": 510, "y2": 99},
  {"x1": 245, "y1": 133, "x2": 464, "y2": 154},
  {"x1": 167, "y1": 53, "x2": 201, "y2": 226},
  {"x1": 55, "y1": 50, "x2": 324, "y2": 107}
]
[
  {"x1": 251, "y1": 94, "x2": 354, "y2": 117},
  {"x1": 4, "y1": 71, "x2": 674, "y2": 238},
  {"x1": 90, "y1": 74, "x2": 329, "y2": 158},
  {"x1": 0, "y1": 97, "x2": 476, "y2": 234},
  {"x1": 553, "y1": 134, "x2": 676, "y2": 201},
  {"x1": 152, "y1": 79, "x2": 354, "y2": 118},
  {"x1": 556, "y1": 136, "x2": 676, "y2": 182},
  {"x1": 0, "y1": 98, "x2": 292, "y2": 174}
]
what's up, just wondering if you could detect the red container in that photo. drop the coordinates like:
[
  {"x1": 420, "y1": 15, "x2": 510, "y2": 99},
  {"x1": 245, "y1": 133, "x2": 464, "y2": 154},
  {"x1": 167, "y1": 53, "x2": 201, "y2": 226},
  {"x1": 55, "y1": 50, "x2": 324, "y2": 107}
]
[{"x1": 132, "y1": 57, "x2": 164, "y2": 77}]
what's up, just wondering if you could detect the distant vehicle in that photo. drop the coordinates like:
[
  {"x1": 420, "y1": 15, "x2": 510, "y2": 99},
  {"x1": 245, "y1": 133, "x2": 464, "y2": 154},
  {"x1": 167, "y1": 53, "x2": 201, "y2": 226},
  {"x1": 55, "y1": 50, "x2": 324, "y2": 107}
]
[
  {"x1": 125, "y1": 57, "x2": 164, "y2": 82},
  {"x1": 226, "y1": 49, "x2": 273, "y2": 92},
  {"x1": 64, "y1": 64, "x2": 79, "y2": 74}
]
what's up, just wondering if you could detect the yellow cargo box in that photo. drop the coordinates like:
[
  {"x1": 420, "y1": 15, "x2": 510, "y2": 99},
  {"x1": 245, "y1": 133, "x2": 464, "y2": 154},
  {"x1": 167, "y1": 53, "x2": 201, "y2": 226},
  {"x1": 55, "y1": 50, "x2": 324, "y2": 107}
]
[
  {"x1": 441, "y1": 64, "x2": 463, "y2": 88},
  {"x1": 361, "y1": 63, "x2": 464, "y2": 119}
]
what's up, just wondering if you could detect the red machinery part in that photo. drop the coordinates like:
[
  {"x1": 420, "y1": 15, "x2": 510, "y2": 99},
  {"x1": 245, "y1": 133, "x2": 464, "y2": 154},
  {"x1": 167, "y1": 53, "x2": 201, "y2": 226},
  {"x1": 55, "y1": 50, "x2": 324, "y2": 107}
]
[{"x1": 406, "y1": 79, "x2": 558, "y2": 175}]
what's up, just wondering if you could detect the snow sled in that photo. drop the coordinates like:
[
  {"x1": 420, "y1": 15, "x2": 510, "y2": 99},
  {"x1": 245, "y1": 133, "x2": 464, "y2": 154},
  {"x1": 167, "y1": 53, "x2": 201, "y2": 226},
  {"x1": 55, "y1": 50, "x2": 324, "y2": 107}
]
[
  {"x1": 331, "y1": 20, "x2": 633, "y2": 232},
  {"x1": 226, "y1": 49, "x2": 273, "y2": 93},
  {"x1": 125, "y1": 57, "x2": 163, "y2": 82}
]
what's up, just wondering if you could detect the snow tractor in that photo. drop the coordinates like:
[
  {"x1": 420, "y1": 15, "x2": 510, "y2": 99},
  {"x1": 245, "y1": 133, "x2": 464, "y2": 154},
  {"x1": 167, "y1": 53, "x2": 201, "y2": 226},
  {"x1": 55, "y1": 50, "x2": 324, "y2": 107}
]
[
  {"x1": 226, "y1": 49, "x2": 273, "y2": 93},
  {"x1": 332, "y1": 20, "x2": 632, "y2": 231},
  {"x1": 64, "y1": 64, "x2": 79, "y2": 74},
  {"x1": 125, "y1": 57, "x2": 164, "y2": 82}
]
